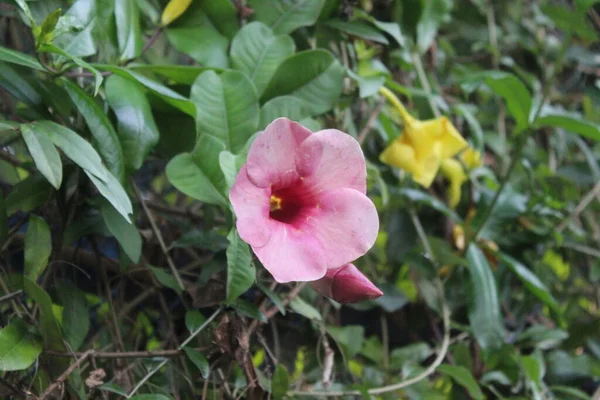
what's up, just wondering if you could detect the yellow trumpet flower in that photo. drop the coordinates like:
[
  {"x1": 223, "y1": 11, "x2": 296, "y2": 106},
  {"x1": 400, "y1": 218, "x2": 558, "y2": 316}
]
[
  {"x1": 161, "y1": 0, "x2": 192, "y2": 26},
  {"x1": 378, "y1": 87, "x2": 468, "y2": 187},
  {"x1": 440, "y1": 148, "x2": 483, "y2": 208}
]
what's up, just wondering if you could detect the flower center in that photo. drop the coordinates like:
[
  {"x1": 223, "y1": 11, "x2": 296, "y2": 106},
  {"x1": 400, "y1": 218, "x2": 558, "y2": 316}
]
[
  {"x1": 270, "y1": 195, "x2": 282, "y2": 212},
  {"x1": 269, "y1": 188, "x2": 308, "y2": 225}
]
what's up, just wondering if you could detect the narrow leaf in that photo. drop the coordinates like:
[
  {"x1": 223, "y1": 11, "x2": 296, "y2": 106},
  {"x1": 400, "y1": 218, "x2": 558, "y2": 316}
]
[
  {"x1": 20, "y1": 124, "x2": 62, "y2": 189},
  {"x1": 24, "y1": 216, "x2": 52, "y2": 281},
  {"x1": 226, "y1": 229, "x2": 255, "y2": 303}
]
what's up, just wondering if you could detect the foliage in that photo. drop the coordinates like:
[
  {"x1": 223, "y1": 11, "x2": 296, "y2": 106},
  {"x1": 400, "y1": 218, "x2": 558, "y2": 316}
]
[{"x1": 0, "y1": 0, "x2": 599, "y2": 399}]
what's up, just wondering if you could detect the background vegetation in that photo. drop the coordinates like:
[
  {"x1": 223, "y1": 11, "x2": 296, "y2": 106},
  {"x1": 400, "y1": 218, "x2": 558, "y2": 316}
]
[{"x1": 0, "y1": 0, "x2": 599, "y2": 399}]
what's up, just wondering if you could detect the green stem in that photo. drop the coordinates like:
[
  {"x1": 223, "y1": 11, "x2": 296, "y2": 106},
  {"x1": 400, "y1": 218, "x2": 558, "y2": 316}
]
[{"x1": 411, "y1": 51, "x2": 441, "y2": 118}]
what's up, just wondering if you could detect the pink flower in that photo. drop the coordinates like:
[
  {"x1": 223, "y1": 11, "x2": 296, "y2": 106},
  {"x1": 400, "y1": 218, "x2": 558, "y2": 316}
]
[
  {"x1": 230, "y1": 118, "x2": 379, "y2": 283},
  {"x1": 310, "y1": 264, "x2": 383, "y2": 303}
]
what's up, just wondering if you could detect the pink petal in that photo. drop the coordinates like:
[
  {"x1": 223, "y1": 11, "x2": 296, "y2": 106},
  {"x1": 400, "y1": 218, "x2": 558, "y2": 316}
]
[
  {"x1": 311, "y1": 264, "x2": 383, "y2": 304},
  {"x1": 253, "y1": 224, "x2": 327, "y2": 283},
  {"x1": 230, "y1": 165, "x2": 272, "y2": 248},
  {"x1": 296, "y1": 129, "x2": 367, "y2": 194},
  {"x1": 246, "y1": 118, "x2": 312, "y2": 188},
  {"x1": 306, "y1": 188, "x2": 379, "y2": 268}
]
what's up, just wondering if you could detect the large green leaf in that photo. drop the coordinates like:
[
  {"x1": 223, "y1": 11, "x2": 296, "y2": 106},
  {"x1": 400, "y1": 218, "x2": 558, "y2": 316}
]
[
  {"x1": 23, "y1": 277, "x2": 66, "y2": 351},
  {"x1": 129, "y1": 64, "x2": 208, "y2": 85},
  {"x1": 259, "y1": 96, "x2": 311, "y2": 130},
  {"x1": 101, "y1": 201, "x2": 141, "y2": 263},
  {"x1": 115, "y1": 0, "x2": 143, "y2": 60},
  {"x1": 0, "y1": 62, "x2": 42, "y2": 107},
  {"x1": 20, "y1": 123, "x2": 62, "y2": 189},
  {"x1": 416, "y1": 0, "x2": 452, "y2": 53},
  {"x1": 56, "y1": 280, "x2": 89, "y2": 351},
  {"x1": 183, "y1": 347, "x2": 210, "y2": 378},
  {"x1": 438, "y1": 364, "x2": 485, "y2": 400},
  {"x1": 191, "y1": 70, "x2": 259, "y2": 153},
  {"x1": 261, "y1": 50, "x2": 344, "y2": 116},
  {"x1": 230, "y1": 22, "x2": 295, "y2": 96},
  {"x1": 27, "y1": 121, "x2": 133, "y2": 221},
  {"x1": 498, "y1": 252, "x2": 561, "y2": 315},
  {"x1": 24, "y1": 215, "x2": 52, "y2": 281},
  {"x1": 166, "y1": 2, "x2": 229, "y2": 68},
  {"x1": 226, "y1": 229, "x2": 255, "y2": 303},
  {"x1": 463, "y1": 71, "x2": 532, "y2": 133},
  {"x1": 4, "y1": 174, "x2": 52, "y2": 216},
  {"x1": 105, "y1": 74, "x2": 160, "y2": 172},
  {"x1": 466, "y1": 244, "x2": 504, "y2": 350},
  {"x1": 166, "y1": 152, "x2": 228, "y2": 206},
  {"x1": 202, "y1": 0, "x2": 239, "y2": 39},
  {"x1": 249, "y1": 0, "x2": 326, "y2": 34},
  {"x1": 96, "y1": 66, "x2": 196, "y2": 117},
  {"x1": 0, "y1": 320, "x2": 42, "y2": 371},
  {"x1": 0, "y1": 45, "x2": 44, "y2": 70},
  {"x1": 23, "y1": 121, "x2": 106, "y2": 179},
  {"x1": 271, "y1": 364, "x2": 289, "y2": 400},
  {"x1": 534, "y1": 107, "x2": 600, "y2": 141},
  {"x1": 62, "y1": 79, "x2": 125, "y2": 181}
]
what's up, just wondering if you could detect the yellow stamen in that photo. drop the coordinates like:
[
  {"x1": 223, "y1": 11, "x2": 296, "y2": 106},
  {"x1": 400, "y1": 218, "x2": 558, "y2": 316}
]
[{"x1": 270, "y1": 195, "x2": 282, "y2": 212}]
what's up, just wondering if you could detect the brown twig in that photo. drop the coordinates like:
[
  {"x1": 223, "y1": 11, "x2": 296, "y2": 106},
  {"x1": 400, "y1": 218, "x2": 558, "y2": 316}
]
[
  {"x1": 0, "y1": 289, "x2": 22, "y2": 304},
  {"x1": 0, "y1": 150, "x2": 33, "y2": 172},
  {"x1": 132, "y1": 182, "x2": 186, "y2": 292},
  {"x1": 357, "y1": 98, "x2": 385, "y2": 145},
  {"x1": 39, "y1": 350, "x2": 94, "y2": 399}
]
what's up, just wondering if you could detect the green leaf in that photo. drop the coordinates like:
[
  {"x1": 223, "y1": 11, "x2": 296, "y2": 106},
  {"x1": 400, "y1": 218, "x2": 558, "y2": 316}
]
[
  {"x1": 259, "y1": 96, "x2": 311, "y2": 130},
  {"x1": 327, "y1": 325, "x2": 364, "y2": 358},
  {"x1": 129, "y1": 396, "x2": 173, "y2": 400},
  {"x1": 534, "y1": 108, "x2": 600, "y2": 141},
  {"x1": 149, "y1": 266, "x2": 183, "y2": 294},
  {"x1": 62, "y1": 79, "x2": 125, "y2": 181},
  {"x1": 0, "y1": 62, "x2": 42, "y2": 107},
  {"x1": 397, "y1": 188, "x2": 461, "y2": 222},
  {"x1": 24, "y1": 215, "x2": 52, "y2": 281},
  {"x1": 271, "y1": 364, "x2": 289, "y2": 399},
  {"x1": 5, "y1": 174, "x2": 52, "y2": 216},
  {"x1": 256, "y1": 281, "x2": 285, "y2": 315},
  {"x1": 183, "y1": 347, "x2": 210, "y2": 378},
  {"x1": 101, "y1": 201, "x2": 141, "y2": 263},
  {"x1": 0, "y1": 46, "x2": 44, "y2": 70},
  {"x1": 37, "y1": 8, "x2": 62, "y2": 45},
  {"x1": 26, "y1": 121, "x2": 133, "y2": 221},
  {"x1": 96, "y1": 66, "x2": 196, "y2": 117},
  {"x1": 290, "y1": 297, "x2": 321, "y2": 321},
  {"x1": 230, "y1": 22, "x2": 295, "y2": 96},
  {"x1": 542, "y1": 4, "x2": 597, "y2": 41},
  {"x1": 172, "y1": 229, "x2": 229, "y2": 252},
  {"x1": 497, "y1": 252, "x2": 561, "y2": 315},
  {"x1": 466, "y1": 244, "x2": 504, "y2": 350},
  {"x1": 23, "y1": 277, "x2": 66, "y2": 351},
  {"x1": 416, "y1": 0, "x2": 452, "y2": 52},
  {"x1": 185, "y1": 310, "x2": 206, "y2": 333},
  {"x1": 226, "y1": 229, "x2": 255, "y2": 303},
  {"x1": 20, "y1": 123, "x2": 62, "y2": 189},
  {"x1": 129, "y1": 64, "x2": 208, "y2": 85},
  {"x1": 249, "y1": 0, "x2": 326, "y2": 34},
  {"x1": 38, "y1": 43, "x2": 103, "y2": 96},
  {"x1": 191, "y1": 70, "x2": 259, "y2": 153},
  {"x1": 262, "y1": 49, "x2": 344, "y2": 116},
  {"x1": 56, "y1": 280, "x2": 89, "y2": 351},
  {"x1": 355, "y1": 10, "x2": 405, "y2": 46},
  {"x1": 390, "y1": 342, "x2": 433, "y2": 369},
  {"x1": 166, "y1": 152, "x2": 228, "y2": 206},
  {"x1": 438, "y1": 364, "x2": 485, "y2": 400},
  {"x1": 0, "y1": 320, "x2": 42, "y2": 371},
  {"x1": 232, "y1": 298, "x2": 267, "y2": 322},
  {"x1": 105, "y1": 74, "x2": 160, "y2": 172},
  {"x1": 202, "y1": 0, "x2": 239, "y2": 39},
  {"x1": 115, "y1": 0, "x2": 143, "y2": 60},
  {"x1": 517, "y1": 326, "x2": 569, "y2": 350},
  {"x1": 14, "y1": 0, "x2": 36, "y2": 27},
  {"x1": 85, "y1": 169, "x2": 133, "y2": 223},
  {"x1": 166, "y1": 2, "x2": 229, "y2": 68},
  {"x1": 551, "y1": 385, "x2": 592, "y2": 400},
  {"x1": 326, "y1": 20, "x2": 389, "y2": 44},
  {"x1": 463, "y1": 71, "x2": 532, "y2": 133}
]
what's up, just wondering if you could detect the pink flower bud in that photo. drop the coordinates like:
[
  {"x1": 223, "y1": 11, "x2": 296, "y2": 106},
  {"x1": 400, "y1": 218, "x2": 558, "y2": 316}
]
[{"x1": 311, "y1": 264, "x2": 383, "y2": 304}]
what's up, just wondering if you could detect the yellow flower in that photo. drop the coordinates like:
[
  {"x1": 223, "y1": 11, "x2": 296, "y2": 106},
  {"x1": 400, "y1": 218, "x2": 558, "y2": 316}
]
[
  {"x1": 460, "y1": 148, "x2": 482, "y2": 170},
  {"x1": 378, "y1": 88, "x2": 468, "y2": 187},
  {"x1": 440, "y1": 158, "x2": 467, "y2": 208},
  {"x1": 161, "y1": 0, "x2": 192, "y2": 26}
]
